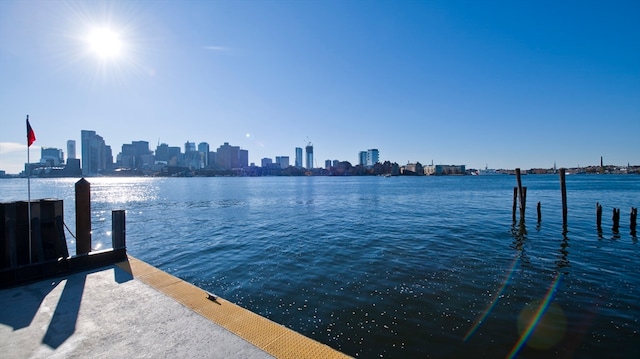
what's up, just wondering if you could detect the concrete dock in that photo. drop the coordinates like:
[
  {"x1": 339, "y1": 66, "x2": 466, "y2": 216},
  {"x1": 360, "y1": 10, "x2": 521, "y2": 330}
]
[{"x1": 0, "y1": 256, "x2": 351, "y2": 359}]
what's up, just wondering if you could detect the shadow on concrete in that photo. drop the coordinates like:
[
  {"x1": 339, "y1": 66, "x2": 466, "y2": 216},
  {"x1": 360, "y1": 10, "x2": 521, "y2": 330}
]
[
  {"x1": 42, "y1": 273, "x2": 86, "y2": 348},
  {"x1": 114, "y1": 259, "x2": 134, "y2": 283},
  {"x1": 0, "y1": 279, "x2": 62, "y2": 330},
  {"x1": 0, "y1": 264, "x2": 133, "y2": 349}
]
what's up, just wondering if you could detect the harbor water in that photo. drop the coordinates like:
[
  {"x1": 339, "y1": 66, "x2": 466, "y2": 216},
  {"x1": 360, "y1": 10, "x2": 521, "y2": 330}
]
[{"x1": 1, "y1": 175, "x2": 638, "y2": 358}]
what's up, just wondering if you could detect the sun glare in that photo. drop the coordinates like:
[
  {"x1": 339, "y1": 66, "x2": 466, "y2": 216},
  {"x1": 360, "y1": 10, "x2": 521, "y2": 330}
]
[{"x1": 87, "y1": 27, "x2": 123, "y2": 59}]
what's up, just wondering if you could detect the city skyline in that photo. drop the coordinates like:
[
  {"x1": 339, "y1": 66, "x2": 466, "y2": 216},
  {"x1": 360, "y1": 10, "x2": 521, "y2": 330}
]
[{"x1": 1, "y1": 1, "x2": 639, "y2": 174}]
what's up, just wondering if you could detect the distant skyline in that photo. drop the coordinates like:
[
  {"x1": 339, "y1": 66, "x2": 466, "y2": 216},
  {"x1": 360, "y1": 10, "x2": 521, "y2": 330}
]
[{"x1": 1, "y1": 0, "x2": 639, "y2": 174}]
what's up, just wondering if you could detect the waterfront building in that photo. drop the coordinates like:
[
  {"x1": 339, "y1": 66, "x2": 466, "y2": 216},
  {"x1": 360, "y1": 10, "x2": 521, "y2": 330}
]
[
  {"x1": 67, "y1": 140, "x2": 76, "y2": 159},
  {"x1": 276, "y1": 156, "x2": 289, "y2": 169},
  {"x1": 261, "y1": 158, "x2": 273, "y2": 167},
  {"x1": 305, "y1": 143, "x2": 314, "y2": 169},
  {"x1": 208, "y1": 152, "x2": 217, "y2": 168},
  {"x1": 239, "y1": 149, "x2": 248, "y2": 168},
  {"x1": 358, "y1": 151, "x2": 367, "y2": 166},
  {"x1": 81, "y1": 130, "x2": 112, "y2": 176},
  {"x1": 198, "y1": 142, "x2": 210, "y2": 167},
  {"x1": 155, "y1": 143, "x2": 170, "y2": 163},
  {"x1": 367, "y1": 149, "x2": 379, "y2": 167},
  {"x1": 119, "y1": 141, "x2": 153, "y2": 170},
  {"x1": 325, "y1": 159, "x2": 332, "y2": 169},
  {"x1": 184, "y1": 141, "x2": 196, "y2": 153},
  {"x1": 40, "y1": 148, "x2": 64, "y2": 166},
  {"x1": 425, "y1": 164, "x2": 466, "y2": 175},
  {"x1": 216, "y1": 142, "x2": 246, "y2": 170},
  {"x1": 402, "y1": 162, "x2": 424, "y2": 175},
  {"x1": 183, "y1": 150, "x2": 202, "y2": 170},
  {"x1": 295, "y1": 147, "x2": 303, "y2": 168}
]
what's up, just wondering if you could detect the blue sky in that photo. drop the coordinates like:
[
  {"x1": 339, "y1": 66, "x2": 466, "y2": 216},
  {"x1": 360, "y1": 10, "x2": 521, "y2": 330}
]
[{"x1": 1, "y1": 0, "x2": 638, "y2": 174}]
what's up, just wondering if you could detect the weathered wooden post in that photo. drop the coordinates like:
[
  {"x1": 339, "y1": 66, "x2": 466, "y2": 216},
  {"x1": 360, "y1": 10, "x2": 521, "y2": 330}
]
[
  {"x1": 522, "y1": 187, "x2": 527, "y2": 218},
  {"x1": 112, "y1": 210, "x2": 126, "y2": 250},
  {"x1": 631, "y1": 207, "x2": 638, "y2": 236},
  {"x1": 612, "y1": 208, "x2": 620, "y2": 233},
  {"x1": 75, "y1": 178, "x2": 91, "y2": 255},
  {"x1": 559, "y1": 168, "x2": 567, "y2": 229},
  {"x1": 596, "y1": 202, "x2": 603, "y2": 232},
  {"x1": 512, "y1": 187, "x2": 517, "y2": 222},
  {"x1": 515, "y1": 168, "x2": 525, "y2": 221},
  {"x1": 537, "y1": 202, "x2": 541, "y2": 224}
]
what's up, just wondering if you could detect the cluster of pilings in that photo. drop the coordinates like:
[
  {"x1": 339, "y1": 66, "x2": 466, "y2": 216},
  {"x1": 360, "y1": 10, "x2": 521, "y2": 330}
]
[
  {"x1": 512, "y1": 168, "x2": 638, "y2": 236},
  {"x1": 596, "y1": 203, "x2": 638, "y2": 236},
  {"x1": 1, "y1": 178, "x2": 126, "y2": 288}
]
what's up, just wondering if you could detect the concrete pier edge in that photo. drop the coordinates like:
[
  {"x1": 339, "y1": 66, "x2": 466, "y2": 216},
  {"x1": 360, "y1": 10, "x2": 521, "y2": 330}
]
[{"x1": 118, "y1": 255, "x2": 351, "y2": 359}]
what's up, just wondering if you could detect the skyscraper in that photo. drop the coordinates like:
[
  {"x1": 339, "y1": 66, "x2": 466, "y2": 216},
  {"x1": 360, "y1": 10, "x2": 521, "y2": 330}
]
[
  {"x1": 81, "y1": 130, "x2": 110, "y2": 176},
  {"x1": 67, "y1": 140, "x2": 76, "y2": 159},
  {"x1": 305, "y1": 143, "x2": 313, "y2": 169},
  {"x1": 198, "y1": 142, "x2": 210, "y2": 167},
  {"x1": 184, "y1": 141, "x2": 196, "y2": 153},
  {"x1": 295, "y1": 147, "x2": 303, "y2": 168},
  {"x1": 276, "y1": 156, "x2": 289, "y2": 169},
  {"x1": 359, "y1": 151, "x2": 367, "y2": 166},
  {"x1": 367, "y1": 149, "x2": 379, "y2": 167},
  {"x1": 216, "y1": 142, "x2": 240, "y2": 170}
]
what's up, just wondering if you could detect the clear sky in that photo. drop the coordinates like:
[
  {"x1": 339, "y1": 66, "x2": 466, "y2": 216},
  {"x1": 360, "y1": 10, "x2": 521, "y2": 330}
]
[{"x1": 1, "y1": 0, "x2": 638, "y2": 174}]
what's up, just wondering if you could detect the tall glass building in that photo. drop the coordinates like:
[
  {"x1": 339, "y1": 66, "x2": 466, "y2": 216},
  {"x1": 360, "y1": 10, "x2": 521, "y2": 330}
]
[
  {"x1": 305, "y1": 143, "x2": 313, "y2": 169},
  {"x1": 295, "y1": 147, "x2": 303, "y2": 168}
]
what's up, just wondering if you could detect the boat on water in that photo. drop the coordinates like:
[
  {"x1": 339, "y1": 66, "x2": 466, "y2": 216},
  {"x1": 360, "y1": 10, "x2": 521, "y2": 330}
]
[{"x1": 476, "y1": 166, "x2": 504, "y2": 175}]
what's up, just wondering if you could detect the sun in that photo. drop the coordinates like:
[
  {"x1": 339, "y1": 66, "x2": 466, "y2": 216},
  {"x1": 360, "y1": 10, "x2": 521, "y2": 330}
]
[{"x1": 86, "y1": 27, "x2": 123, "y2": 59}]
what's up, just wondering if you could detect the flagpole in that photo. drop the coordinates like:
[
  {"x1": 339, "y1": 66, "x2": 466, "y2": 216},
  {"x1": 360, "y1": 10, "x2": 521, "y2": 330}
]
[{"x1": 27, "y1": 115, "x2": 32, "y2": 264}]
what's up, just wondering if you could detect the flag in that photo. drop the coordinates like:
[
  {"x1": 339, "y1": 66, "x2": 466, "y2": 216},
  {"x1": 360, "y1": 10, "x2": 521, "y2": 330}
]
[{"x1": 27, "y1": 118, "x2": 36, "y2": 146}]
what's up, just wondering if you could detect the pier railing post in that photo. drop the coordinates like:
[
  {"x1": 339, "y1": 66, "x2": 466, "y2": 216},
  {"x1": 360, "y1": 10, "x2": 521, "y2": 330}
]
[
  {"x1": 112, "y1": 210, "x2": 126, "y2": 250},
  {"x1": 75, "y1": 178, "x2": 91, "y2": 255}
]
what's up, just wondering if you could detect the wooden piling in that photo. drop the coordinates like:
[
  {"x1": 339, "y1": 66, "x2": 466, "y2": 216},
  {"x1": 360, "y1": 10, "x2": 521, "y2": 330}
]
[
  {"x1": 630, "y1": 207, "x2": 637, "y2": 236},
  {"x1": 537, "y1": 202, "x2": 541, "y2": 224},
  {"x1": 612, "y1": 208, "x2": 620, "y2": 233},
  {"x1": 515, "y1": 168, "x2": 525, "y2": 221},
  {"x1": 596, "y1": 202, "x2": 602, "y2": 232},
  {"x1": 75, "y1": 178, "x2": 91, "y2": 255},
  {"x1": 512, "y1": 187, "x2": 517, "y2": 222},
  {"x1": 559, "y1": 168, "x2": 567, "y2": 229},
  {"x1": 112, "y1": 210, "x2": 126, "y2": 250}
]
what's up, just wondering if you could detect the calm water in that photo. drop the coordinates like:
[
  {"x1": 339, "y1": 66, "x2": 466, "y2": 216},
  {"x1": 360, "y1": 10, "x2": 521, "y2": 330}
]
[{"x1": 2, "y1": 175, "x2": 639, "y2": 358}]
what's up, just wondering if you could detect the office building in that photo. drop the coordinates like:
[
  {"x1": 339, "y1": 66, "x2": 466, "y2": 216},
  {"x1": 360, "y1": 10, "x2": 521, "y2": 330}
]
[
  {"x1": 359, "y1": 149, "x2": 379, "y2": 167},
  {"x1": 276, "y1": 156, "x2": 289, "y2": 169},
  {"x1": 198, "y1": 142, "x2": 210, "y2": 167},
  {"x1": 81, "y1": 130, "x2": 111, "y2": 176},
  {"x1": 40, "y1": 148, "x2": 64, "y2": 166},
  {"x1": 120, "y1": 141, "x2": 153, "y2": 170},
  {"x1": 67, "y1": 140, "x2": 76, "y2": 159},
  {"x1": 239, "y1": 149, "x2": 248, "y2": 168},
  {"x1": 295, "y1": 147, "x2": 303, "y2": 168},
  {"x1": 216, "y1": 142, "x2": 242, "y2": 170},
  {"x1": 367, "y1": 149, "x2": 379, "y2": 167},
  {"x1": 261, "y1": 158, "x2": 273, "y2": 167},
  {"x1": 305, "y1": 143, "x2": 313, "y2": 169},
  {"x1": 359, "y1": 151, "x2": 367, "y2": 166}
]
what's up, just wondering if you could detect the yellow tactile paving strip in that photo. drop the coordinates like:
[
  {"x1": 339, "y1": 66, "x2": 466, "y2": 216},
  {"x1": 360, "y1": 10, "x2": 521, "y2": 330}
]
[{"x1": 116, "y1": 256, "x2": 351, "y2": 359}]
